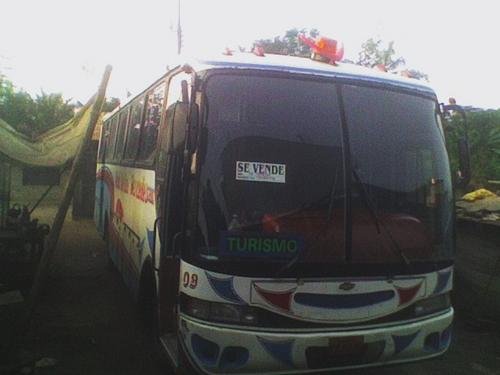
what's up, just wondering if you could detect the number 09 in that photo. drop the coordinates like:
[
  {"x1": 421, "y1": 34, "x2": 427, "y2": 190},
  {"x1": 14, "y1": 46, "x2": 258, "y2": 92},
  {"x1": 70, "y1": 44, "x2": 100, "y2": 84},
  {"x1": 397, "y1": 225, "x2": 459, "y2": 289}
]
[{"x1": 182, "y1": 272, "x2": 198, "y2": 289}]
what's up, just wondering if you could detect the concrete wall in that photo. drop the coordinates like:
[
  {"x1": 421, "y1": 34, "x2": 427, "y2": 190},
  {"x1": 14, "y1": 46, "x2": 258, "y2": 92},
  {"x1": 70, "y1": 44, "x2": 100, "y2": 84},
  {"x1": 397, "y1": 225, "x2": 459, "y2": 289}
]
[
  {"x1": 9, "y1": 165, "x2": 70, "y2": 208},
  {"x1": 5, "y1": 141, "x2": 99, "y2": 224}
]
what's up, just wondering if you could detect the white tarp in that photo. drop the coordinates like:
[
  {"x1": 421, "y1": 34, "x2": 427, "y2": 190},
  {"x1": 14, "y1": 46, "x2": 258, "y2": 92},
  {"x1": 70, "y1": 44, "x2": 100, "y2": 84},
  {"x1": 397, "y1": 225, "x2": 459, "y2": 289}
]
[{"x1": 0, "y1": 100, "x2": 101, "y2": 167}]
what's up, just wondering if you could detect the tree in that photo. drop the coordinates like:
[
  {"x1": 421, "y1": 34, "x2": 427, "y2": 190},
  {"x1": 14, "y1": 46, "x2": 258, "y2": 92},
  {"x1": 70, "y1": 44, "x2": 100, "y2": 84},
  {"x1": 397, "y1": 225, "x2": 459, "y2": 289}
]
[
  {"x1": 103, "y1": 97, "x2": 120, "y2": 113},
  {"x1": 0, "y1": 73, "x2": 119, "y2": 138},
  {"x1": 356, "y1": 38, "x2": 428, "y2": 80},
  {"x1": 33, "y1": 91, "x2": 74, "y2": 134},
  {"x1": 356, "y1": 38, "x2": 405, "y2": 70},
  {"x1": 0, "y1": 74, "x2": 14, "y2": 103},
  {"x1": 445, "y1": 109, "x2": 500, "y2": 187},
  {"x1": 255, "y1": 28, "x2": 319, "y2": 57},
  {"x1": 0, "y1": 75, "x2": 36, "y2": 134},
  {"x1": 253, "y1": 31, "x2": 428, "y2": 81},
  {"x1": 0, "y1": 73, "x2": 75, "y2": 137}
]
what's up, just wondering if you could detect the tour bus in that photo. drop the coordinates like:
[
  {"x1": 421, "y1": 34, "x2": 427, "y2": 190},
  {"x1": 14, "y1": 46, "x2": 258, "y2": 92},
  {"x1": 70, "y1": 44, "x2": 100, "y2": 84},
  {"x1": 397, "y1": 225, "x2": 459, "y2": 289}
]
[{"x1": 95, "y1": 36, "x2": 470, "y2": 374}]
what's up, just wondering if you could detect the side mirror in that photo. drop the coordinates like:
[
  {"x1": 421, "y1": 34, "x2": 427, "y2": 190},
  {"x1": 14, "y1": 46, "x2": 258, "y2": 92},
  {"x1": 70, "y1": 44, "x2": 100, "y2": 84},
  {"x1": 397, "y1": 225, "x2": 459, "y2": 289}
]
[
  {"x1": 171, "y1": 101, "x2": 189, "y2": 152},
  {"x1": 442, "y1": 104, "x2": 471, "y2": 188},
  {"x1": 187, "y1": 103, "x2": 199, "y2": 152},
  {"x1": 198, "y1": 127, "x2": 208, "y2": 166}
]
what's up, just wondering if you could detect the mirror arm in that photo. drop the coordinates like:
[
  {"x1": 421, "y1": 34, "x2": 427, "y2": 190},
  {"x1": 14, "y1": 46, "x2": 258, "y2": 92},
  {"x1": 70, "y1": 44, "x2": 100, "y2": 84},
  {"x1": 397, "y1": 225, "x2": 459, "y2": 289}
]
[
  {"x1": 442, "y1": 103, "x2": 471, "y2": 188},
  {"x1": 442, "y1": 104, "x2": 469, "y2": 141}
]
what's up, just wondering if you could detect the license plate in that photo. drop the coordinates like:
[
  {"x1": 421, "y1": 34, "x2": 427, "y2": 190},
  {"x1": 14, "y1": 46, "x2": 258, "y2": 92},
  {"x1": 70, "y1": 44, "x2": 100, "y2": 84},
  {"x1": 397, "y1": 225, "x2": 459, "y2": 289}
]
[{"x1": 328, "y1": 336, "x2": 366, "y2": 357}]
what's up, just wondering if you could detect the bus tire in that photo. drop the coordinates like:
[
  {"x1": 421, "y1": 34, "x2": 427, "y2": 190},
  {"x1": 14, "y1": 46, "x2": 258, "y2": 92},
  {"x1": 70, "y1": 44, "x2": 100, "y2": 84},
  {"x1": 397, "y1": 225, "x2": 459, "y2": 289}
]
[
  {"x1": 176, "y1": 341, "x2": 197, "y2": 375},
  {"x1": 138, "y1": 261, "x2": 158, "y2": 335},
  {"x1": 138, "y1": 261, "x2": 174, "y2": 372}
]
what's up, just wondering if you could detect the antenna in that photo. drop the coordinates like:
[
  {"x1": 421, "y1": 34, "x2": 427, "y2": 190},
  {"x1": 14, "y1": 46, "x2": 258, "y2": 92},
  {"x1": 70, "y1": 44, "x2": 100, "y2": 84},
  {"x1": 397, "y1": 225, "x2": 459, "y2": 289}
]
[{"x1": 177, "y1": 0, "x2": 182, "y2": 55}]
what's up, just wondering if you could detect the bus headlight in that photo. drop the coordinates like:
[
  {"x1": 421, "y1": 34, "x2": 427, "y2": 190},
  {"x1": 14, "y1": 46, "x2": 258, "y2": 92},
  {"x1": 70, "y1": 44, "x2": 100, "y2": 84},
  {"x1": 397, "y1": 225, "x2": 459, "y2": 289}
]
[
  {"x1": 184, "y1": 296, "x2": 210, "y2": 320},
  {"x1": 182, "y1": 295, "x2": 259, "y2": 325},
  {"x1": 414, "y1": 293, "x2": 450, "y2": 317},
  {"x1": 210, "y1": 302, "x2": 242, "y2": 323}
]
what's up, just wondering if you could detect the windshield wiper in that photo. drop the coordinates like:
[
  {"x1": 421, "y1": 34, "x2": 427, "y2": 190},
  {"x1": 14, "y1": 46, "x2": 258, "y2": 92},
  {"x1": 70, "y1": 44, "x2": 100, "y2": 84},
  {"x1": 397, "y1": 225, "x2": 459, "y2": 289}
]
[
  {"x1": 352, "y1": 167, "x2": 410, "y2": 266},
  {"x1": 274, "y1": 165, "x2": 341, "y2": 277},
  {"x1": 352, "y1": 167, "x2": 380, "y2": 234},
  {"x1": 274, "y1": 166, "x2": 409, "y2": 278}
]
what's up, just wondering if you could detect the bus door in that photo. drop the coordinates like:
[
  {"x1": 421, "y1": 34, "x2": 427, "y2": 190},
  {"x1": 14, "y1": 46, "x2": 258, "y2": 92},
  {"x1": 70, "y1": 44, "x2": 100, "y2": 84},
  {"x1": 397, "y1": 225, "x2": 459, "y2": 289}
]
[
  {"x1": 95, "y1": 117, "x2": 116, "y2": 235},
  {"x1": 155, "y1": 72, "x2": 191, "y2": 332},
  {"x1": 95, "y1": 120, "x2": 108, "y2": 230}
]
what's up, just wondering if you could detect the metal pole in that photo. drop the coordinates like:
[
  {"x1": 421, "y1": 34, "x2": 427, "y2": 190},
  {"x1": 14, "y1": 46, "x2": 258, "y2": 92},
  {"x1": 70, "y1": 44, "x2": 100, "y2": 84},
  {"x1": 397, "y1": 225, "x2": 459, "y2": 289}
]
[{"x1": 177, "y1": 0, "x2": 182, "y2": 55}]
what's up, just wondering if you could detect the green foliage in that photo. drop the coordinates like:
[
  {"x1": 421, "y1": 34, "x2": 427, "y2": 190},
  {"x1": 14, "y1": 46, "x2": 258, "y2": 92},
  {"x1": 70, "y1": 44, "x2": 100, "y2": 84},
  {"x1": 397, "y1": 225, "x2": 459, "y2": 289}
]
[
  {"x1": 255, "y1": 28, "x2": 319, "y2": 57},
  {"x1": 253, "y1": 29, "x2": 500, "y2": 186},
  {"x1": 34, "y1": 91, "x2": 74, "y2": 134},
  {"x1": 445, "y1": 110, "x2": 500, "y2": 186},
  {"x1": 1, "y1": 72, "x2": 127, "y2": 139},
  {"x1": 357, "y1": 38, "x2": 405, "y2": 70},
  {"x1": 103, "y1": 97, "x2": 120, "y2": 113},
  {"x1": 356, "y1": 38, "x2": 428, "y2": 80},
  {"x1": 0, "y1": 75, "x2": 36, "y2": 135},
  {"x1": 254, "y1": 31, "x2": 427, "y2": 80},
  {"x1": 0, "y1": 73, "x2": 75, "y2": 137},
  {"x1": 0, "y1": 74, "x2": 14, "y2": 102}
]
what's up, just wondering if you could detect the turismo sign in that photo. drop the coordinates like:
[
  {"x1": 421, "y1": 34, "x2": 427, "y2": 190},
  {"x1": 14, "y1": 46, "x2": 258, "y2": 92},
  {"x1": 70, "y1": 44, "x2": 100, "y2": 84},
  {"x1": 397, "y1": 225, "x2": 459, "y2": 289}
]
[
  {"x1": 236, "y1": 161, "x2": 286, "y2": 183},
  {"x1": 219, "y1": 231, "x2": 303, "y2": 259}
]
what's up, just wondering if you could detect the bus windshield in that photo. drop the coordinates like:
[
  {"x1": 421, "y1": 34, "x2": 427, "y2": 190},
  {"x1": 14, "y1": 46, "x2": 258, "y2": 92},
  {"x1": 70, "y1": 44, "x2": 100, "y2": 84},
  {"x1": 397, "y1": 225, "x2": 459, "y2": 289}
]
[{"x1": 191, "y1": 73, "x2": 453, "y2": 271}]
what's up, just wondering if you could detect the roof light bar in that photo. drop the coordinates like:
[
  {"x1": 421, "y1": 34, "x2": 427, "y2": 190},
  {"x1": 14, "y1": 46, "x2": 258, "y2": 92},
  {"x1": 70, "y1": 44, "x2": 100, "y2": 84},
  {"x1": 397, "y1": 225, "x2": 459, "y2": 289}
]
[
  {"x1": 299, "y1": 34, "x2": 344, "y2": 64},
  {"x1": 222, "y1": 47, "x2": 234, "y2": 56},
  {"x1": 252, "y1": 45, "x2": 265, "y2": 57}
]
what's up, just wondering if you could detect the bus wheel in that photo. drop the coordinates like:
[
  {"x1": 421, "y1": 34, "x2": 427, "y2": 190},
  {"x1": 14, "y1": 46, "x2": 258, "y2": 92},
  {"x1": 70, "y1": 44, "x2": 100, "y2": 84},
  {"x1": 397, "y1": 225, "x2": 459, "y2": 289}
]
[
  {"x1": 138, "y1": 267, "x2": 158, "y2": 337},
  {"x1": 176, "y1": 340, "x2": 197, "y2": 375},
  {"x1": 138, "y1": 262, "x2": 173, "y2": 372}
]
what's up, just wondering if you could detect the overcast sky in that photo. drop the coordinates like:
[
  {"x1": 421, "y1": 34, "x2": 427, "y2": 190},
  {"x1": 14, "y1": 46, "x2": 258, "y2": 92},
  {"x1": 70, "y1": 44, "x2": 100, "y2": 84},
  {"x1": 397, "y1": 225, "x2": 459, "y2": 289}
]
[{"x1": 1, "y1": 0, "x2": 498, "y2": 108}]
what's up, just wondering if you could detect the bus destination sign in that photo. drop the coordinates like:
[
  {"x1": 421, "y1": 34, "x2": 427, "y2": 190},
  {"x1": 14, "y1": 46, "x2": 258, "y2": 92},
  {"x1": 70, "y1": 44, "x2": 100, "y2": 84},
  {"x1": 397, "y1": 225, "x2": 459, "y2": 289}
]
[{"x1": 218, "y1": 231, "x2": 303, "y2": 259}]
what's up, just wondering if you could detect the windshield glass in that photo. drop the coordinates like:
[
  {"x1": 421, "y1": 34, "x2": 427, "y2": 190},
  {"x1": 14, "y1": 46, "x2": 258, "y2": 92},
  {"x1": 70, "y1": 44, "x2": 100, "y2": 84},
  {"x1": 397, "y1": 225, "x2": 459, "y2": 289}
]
[
  {"x1": 194, "y1": 74, "x2": 345, "y2": 263},
  {"x1": 190, "y1": 73, "x2": 453, "y2": 270},
  {"x1": 343, "y1": 85, "x2": 453, "y2": 263}
]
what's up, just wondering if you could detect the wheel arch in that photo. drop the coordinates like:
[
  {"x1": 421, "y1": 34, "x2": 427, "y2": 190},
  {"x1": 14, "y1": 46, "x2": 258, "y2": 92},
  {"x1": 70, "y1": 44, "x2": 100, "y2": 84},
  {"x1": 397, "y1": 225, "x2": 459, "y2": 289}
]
[
  {"x1": 138, "y1": 255, "x2": 158, "y2": 304},
  {"x1": 137, "y1": 255, "x2": 159, "y2": 336}
]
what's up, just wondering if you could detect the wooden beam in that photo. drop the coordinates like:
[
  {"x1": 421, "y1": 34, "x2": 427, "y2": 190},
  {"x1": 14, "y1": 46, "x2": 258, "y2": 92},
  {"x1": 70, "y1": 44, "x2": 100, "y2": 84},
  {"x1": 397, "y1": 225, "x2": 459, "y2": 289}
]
[{"x1": 26, "y1": 65, "x2": 112, "y2": 318}]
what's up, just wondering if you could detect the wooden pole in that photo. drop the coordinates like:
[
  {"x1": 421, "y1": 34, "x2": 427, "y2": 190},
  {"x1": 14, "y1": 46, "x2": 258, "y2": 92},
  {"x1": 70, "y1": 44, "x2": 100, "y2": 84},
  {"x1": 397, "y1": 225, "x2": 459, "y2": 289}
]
[{"x1": 26, "y1": 65, "x2": 112, "y2": 317}]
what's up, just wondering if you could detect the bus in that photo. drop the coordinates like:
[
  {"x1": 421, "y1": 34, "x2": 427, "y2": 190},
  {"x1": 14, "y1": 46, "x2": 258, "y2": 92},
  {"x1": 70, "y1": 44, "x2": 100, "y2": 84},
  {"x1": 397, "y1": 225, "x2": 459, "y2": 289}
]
[{"x1": 95, "y1": 37, "x2": 469, "y2": 374}]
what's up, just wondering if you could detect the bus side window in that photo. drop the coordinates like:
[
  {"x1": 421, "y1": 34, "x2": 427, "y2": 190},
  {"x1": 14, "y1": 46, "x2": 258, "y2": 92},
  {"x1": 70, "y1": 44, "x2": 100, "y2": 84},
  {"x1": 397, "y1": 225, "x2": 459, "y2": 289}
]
[
  {"x1": 98, "y1": 120, "x2": 109, "y2": 161},
  {"x1": 157, "y1": 72, "x2": 191, "y2": 173},
  {"x1": 114, "y1": 108, "x2": 129, "y2": 162},
  {"x1": 106, "y1": 116, "x2": 118, "y2": 162},
  {"x1": 124, "y1": 96, "x2": 145, "y2": 161},
  {"x1": 155, "y1": 72, "x2": 191, "y2": 251},
  {"x1": 157, "y1": 107, "x2": 173, "y2": 176},
  {"x1": 167, "y1": 73, "x2": 191, "y2": 107},
  {"x1": 138, "y1": 82, "x2": 166, "y2": 161}
]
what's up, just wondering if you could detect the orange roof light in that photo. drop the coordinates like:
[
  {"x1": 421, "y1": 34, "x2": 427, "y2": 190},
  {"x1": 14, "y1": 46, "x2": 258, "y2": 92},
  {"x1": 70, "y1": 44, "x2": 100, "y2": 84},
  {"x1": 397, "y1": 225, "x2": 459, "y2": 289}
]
[
  {"x1": 299, "y1": 34, "x2": 344, "y2": 64},
  {"x1": 252, "y1": 45, "x2": 265, "y2": 57},
  {"x1": 222, "y1": 47, "x2": 234, "y2": 56}
]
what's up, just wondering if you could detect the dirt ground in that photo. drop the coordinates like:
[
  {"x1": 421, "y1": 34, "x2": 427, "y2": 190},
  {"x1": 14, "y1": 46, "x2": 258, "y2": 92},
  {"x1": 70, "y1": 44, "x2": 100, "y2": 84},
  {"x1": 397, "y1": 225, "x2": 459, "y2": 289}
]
[
  {"x1": 2, "y1": 208, "x2": 163, "y2": 375},
  {"x1": 3, "y1": 211, "x2": 500, "y2": 374}
]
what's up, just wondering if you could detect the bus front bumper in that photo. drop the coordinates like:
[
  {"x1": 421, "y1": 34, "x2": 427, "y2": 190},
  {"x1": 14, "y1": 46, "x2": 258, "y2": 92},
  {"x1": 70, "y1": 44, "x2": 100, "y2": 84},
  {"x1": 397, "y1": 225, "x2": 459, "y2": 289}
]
[{"x1": 178, "y1": 308, "x2": 453, "y2": 374}]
